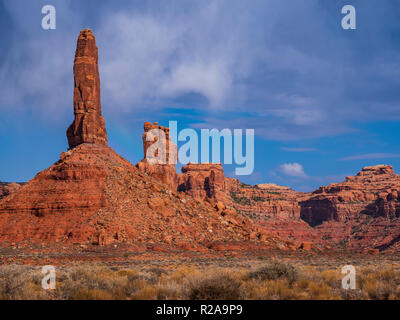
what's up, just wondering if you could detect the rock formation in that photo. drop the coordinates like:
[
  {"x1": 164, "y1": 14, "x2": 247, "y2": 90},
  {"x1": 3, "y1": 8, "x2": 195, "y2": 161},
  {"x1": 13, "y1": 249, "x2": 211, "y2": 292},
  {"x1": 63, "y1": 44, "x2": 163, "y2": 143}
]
[
  {"x1": 141, "y1": 121, "x2": 177, "y2": 165},
  {"x1": 0, "y1": 30, "x2": 273, "y2": 250},
  {"x1": 300, "y1": 165, "x2": 400, "y2": 226},
  {"x1": 221, "y1": 179, "x2": 321, "y2": 246},
  {"x1": 135, "y1": 122, "x2": 400, "y2": 252},
  {"x1": 2, "y1": 28, "x2": 400, "y2": 254},
  {"x1": 136, "y1": 122, "x2": 321, "y2": 247},
  {"x1": 299, "y1": 165, "x2": 400, "y2": 251},
  {"x1": 178, "y1": 163, "x2": 227, "y2": 201},
  {"x1": 66, "y1": 29, "x2": 107, "y2": 149},
  {"x1": 0, "y1": 182, "x2": 23, "y2": 201},
  {"x1": 136, "y1": 122, "x2": 178, "y2": 189}
]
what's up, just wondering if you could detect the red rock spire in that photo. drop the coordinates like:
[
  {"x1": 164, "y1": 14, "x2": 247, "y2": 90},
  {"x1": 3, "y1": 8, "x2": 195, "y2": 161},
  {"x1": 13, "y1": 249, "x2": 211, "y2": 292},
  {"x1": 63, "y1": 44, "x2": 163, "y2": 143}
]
[{"x1": 67, "y1": 29, "x2": 108, "y2": 149}]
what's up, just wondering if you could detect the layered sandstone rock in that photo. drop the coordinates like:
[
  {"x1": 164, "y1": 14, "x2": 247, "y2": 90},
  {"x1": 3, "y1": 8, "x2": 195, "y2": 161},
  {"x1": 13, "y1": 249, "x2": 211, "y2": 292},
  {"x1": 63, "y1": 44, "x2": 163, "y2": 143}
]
[
  {"x1": 0, "y1": 144, "x2": 125, "y2": 243},
  {"x1": 66, "y1": 29, "x2": 107, "y2": 149},
  {"x1": 223, "y1": 180, "x2": 322, "y2": 246},
  {"x1": 228, "y1": 181, "x2": 304, "y2": 220},
  {"x1": 134, "y1": 120, "x2": 400, "y2": 252},
  {"x1": 135, "y1": 123, "x2": 400, "y2": 252},
  {"x1": 178, "y1": 163, "x2": 227, "y2": 201},
  {"x1": 300, "y1": 165, "x2": 400, "y2": 226},
  {"x1": 299, "y1": 165, "x2": 400, "y2": 251}
]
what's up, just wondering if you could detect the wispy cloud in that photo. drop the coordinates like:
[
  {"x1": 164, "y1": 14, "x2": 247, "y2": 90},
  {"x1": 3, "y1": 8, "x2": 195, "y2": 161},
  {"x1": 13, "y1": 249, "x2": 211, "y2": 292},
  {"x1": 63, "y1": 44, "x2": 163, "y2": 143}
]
[
  {"x1": 340, "y1": 153, "x2": 400, "y2": 161},
  {"x1": 97, "y1": 1, "x2": 257, "y2": 112},
  {"x1": 281, "y1": 147, "x2": 316, "y2": 152}
]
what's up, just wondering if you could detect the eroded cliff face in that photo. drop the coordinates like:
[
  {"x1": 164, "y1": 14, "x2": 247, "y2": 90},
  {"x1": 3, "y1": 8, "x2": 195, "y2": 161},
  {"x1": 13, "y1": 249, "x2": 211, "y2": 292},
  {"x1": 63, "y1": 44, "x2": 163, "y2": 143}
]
[
  {"x1": 298, "y1": 165, "x2": 400, "y2": 251},
  {"x1": 300, "y1": 165, "x2": 400, "y2": 226}
]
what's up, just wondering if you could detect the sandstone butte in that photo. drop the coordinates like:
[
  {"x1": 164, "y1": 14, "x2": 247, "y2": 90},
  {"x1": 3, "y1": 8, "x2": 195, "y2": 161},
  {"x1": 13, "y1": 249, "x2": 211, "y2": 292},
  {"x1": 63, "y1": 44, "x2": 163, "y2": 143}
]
[{"x1": 1, "y1": 29, "x2": 400, "y2": 254}]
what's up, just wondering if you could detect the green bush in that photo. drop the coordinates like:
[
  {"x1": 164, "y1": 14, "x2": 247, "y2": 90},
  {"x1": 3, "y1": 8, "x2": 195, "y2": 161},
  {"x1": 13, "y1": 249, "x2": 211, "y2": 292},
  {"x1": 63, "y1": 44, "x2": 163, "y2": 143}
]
[{"x1": 230, "y1": 192, "x2": 251, "y2": 205}]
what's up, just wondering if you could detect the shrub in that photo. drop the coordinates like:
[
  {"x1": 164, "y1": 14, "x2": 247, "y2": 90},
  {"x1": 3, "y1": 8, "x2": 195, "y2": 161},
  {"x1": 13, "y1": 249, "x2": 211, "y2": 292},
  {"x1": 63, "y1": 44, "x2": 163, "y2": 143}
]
[
  {"x1": 131, "y1": 284, "x2": 179, "y2": 300},
  {"x1": 188, "y1": 273, "x2": 242, "y2": 300},
  {"x1": 248, "y1": 261, "x2": 298, "y2": 284},
  {"x1": 230, "y1": 192, "x2": 251, "y2": 205},
  {"x1": 0, "y1": 265, "x2": 49, "y2": 300},
  {"x1": 364, "y1": 281, "x2": 394, "y2": 300}
]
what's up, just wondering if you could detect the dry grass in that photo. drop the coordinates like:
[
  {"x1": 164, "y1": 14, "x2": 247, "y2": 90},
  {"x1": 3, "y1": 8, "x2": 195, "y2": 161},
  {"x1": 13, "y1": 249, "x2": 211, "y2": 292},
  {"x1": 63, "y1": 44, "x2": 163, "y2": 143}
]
[{"x1": 0, "y1": 261, "x2": 400, "y2": 300}]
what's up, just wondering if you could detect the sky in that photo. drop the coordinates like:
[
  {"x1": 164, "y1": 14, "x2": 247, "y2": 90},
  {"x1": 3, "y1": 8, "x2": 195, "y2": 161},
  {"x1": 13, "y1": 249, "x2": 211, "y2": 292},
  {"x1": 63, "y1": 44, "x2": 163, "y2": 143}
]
[{"x1": 0, "y1": 0, "x2": 400, "y2": 191}]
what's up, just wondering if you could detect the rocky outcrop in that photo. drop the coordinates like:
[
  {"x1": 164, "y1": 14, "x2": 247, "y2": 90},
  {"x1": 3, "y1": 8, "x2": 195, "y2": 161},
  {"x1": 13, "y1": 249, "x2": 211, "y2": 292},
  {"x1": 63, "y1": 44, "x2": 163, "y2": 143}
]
[
  {"x1": 228, "y1": 181, "x2": 303, "y2": 220},
  {"x1": 0, "y1": 183, "x2": 23, "y2": 201},
  {"x1": 0, "y1": 144, "x2": 125, "y2": 243},
  {"x1": 375, "y1": 191, "x2": 400, "y2": 218},
  {"x1": 135, "y1": 121, "x2": 321, "y2": 246},
  {"x1": 300, "y1": 165, "x2": 400, "y2": 226},
  {"x1": 66, "y1": 29, "x2": 107, "y2": 149},
  {"x1": 178, "y1": 163, "x2": 227, "y2": 201},
  {"x1": 141, "y1": 121, "x2": 177, "y2": 165},
  {"x1": 136, "y1": 122, "x2": 231, "y2": 202},
  {"x1": 223, "y1": 180, "x2": 322, "y2": 246},
  {"x1": 134, "y1": 118, "x2": 400, "y2": 252},
  {"x1": 298, "y1": 165, "x2": 400, "y2": 251},
  {"x1": 136, "y1": 122, "x2": 178, "y2": 189}
]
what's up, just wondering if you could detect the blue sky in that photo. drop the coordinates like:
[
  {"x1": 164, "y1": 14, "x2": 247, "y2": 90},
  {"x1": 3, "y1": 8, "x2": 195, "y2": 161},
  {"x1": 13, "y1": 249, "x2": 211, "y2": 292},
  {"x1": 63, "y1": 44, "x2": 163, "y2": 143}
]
[{"x1": 0, "y1": 0, "x2": 400, "y2": 191}]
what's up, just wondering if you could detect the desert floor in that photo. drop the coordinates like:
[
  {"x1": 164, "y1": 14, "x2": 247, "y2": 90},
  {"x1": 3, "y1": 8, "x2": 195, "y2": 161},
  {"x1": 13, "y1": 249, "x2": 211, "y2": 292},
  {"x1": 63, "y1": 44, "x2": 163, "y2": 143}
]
[{"x1": 0, "y1": 244, "x2": 399, "y2": 300}]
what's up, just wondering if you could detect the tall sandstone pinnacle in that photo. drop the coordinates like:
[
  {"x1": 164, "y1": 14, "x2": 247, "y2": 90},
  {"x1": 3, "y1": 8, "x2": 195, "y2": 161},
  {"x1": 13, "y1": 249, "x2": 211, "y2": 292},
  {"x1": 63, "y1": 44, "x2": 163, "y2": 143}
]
[{"x1": 67, "y1": 29, "x2": 108, "y2": 149}]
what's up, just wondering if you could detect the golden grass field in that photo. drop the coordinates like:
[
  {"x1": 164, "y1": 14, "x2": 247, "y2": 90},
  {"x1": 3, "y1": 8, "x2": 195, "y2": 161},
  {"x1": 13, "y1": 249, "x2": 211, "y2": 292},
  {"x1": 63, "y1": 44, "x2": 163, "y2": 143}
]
[{"x1": 1, "y1": 258, "x2": 400, "y2": 300}]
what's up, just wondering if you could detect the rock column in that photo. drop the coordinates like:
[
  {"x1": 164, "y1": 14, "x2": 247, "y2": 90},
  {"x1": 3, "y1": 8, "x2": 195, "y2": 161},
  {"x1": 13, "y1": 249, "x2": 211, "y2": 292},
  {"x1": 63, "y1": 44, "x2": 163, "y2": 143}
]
[{"x1": 67, "y1": 29, "x2": 108, "y2": 149}]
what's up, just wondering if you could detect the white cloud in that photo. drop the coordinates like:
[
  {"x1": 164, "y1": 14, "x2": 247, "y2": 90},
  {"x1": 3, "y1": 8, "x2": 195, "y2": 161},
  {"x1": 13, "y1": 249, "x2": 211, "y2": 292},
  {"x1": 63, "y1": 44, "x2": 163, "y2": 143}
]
[
  {"x1": 340, "y1": 153, "x2": 400, "y2": 161},
  {"x1": 278, "y1": 162, "x2": 308, "y2": 178}
]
